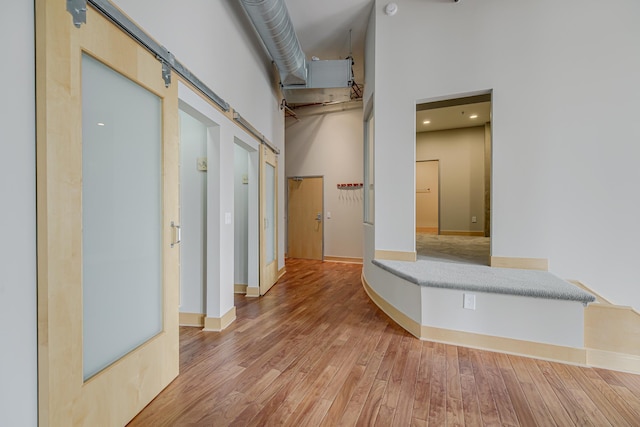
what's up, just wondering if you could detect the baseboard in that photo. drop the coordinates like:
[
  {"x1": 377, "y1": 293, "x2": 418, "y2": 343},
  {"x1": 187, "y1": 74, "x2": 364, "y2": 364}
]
[
  {"x1": 278, "y1": 266, "x2": 287, "y2": 280},
  {"x1": 324, "y1": 256, "x2": 363, "y2": 264},
  {"x1": 246, "y1": 286, "x2": 260, "y2": 297},
  {"x1": 584, "y1": 302, "x2": 640, "y2": 357},
  {"x1": 586, "y1": 349, "x2": 640, "y2": 375},
  {"x1": 234, "y1": 284, "x2": 248, "y2": 294},
  {"x1": 374, "y1": 250, "x2": 417, "y2": 262},
  {"x1": 361, "y1": 273, "x2": 422, "y2": 338},
  {"x1": 490, "y1": 256, "x2": 548, "y2": 271},
  {"x1": 420, "y1": 325, "x2": 586, "y2": 366},
  {"x1": 440, "y1": 230, "x2": 485, "y2": 237},
  {"x1": 362, "y1": 272, "x2": 586, "y2": 365},
  {"x1": 416, "y1": 227, "x2": 438, "y2": 234},
  {"x1": 203, "y1": 307, "x2": 236, "y2": 332},
  {"x1": 179, "y1": 312, "x2": 205, "y2": 327}
]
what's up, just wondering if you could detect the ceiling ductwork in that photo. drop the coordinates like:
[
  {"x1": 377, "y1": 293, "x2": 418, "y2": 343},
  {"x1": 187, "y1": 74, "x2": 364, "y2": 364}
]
[
  {"x1": 239, "y1": 0, "x2": 307, "y2": 86},
  {"x1": 240, "y1": 0, "x2": 353, "y2": 104}
]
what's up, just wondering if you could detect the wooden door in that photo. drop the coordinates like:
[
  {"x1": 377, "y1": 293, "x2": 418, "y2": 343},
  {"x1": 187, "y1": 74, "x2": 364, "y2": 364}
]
[
  {"x1": 288, "y1": 177, "x2": 324, "y2": 260},
  {"x1": 416, "y1": 160, "x2": 439, "y2": 233},
  {"x1": 36, "y1": 3, "x2": 179, "y2": 425},
  {"x1": 260, "y1": 147, "x2": 279, "y2": 295}
]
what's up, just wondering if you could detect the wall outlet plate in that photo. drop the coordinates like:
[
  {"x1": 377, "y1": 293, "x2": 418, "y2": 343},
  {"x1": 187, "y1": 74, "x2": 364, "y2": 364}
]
[{"x1": 463, "y1": 293, "x2": 476, "y2": 310}]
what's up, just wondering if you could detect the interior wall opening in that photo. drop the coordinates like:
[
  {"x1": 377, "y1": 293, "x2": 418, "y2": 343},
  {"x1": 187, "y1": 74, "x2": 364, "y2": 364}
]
[
  {"x1": 415, "y1": 93, "x2": 492, "y2": 266},
  {"x1": 178, "y1": 107, "x2": 211, "y2": 316}
]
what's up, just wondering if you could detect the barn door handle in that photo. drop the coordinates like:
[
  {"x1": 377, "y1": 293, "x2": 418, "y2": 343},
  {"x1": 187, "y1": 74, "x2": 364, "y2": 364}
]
[{"x1": 171, "y1": 221, "x2": 181, "y2": 248}]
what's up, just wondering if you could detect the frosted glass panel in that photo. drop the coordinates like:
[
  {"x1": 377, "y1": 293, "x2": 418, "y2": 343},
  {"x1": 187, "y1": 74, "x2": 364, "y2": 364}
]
[
  {"x1": 82, "y1": 54, "x2": 162, "y2": 380},
  {"x1": 266, "y1": 163, "x2": 276, "y2": 263}
]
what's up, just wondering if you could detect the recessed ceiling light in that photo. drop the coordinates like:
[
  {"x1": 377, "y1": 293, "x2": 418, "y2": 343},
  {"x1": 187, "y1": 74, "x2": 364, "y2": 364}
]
[
  {"x1": 469, "y1": 114, "x2": 478, "y2": 119},
  {"x1": 423, "y1": 120, "x2": 431, "y2": 124},
  {"x1": 97, "y1": 122, "x2": 105, "y2": 126}
]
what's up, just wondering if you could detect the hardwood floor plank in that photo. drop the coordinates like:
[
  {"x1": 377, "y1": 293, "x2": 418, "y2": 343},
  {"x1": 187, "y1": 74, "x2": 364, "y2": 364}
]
[
  {"x1": 536, "y1": 360, "x2": 596, "y2": 426},
  {"x1": 356, "y1": 378, "x2": 387, "y2": 426},
  {"x1": 427, "y1": 342, "x2": 448, "y2": 426},
  {"x1": 500, "y1": 364, "x2": 538, "y2": 427},
  {"x1": 460, "y1": 372, "x2": 483, "y2": 427},
  {"x1": 337, "y1": 325, "x2": 395, "y2": 426},
  {"x1": 391, "y1": 337, "x2": 422, "y2": 426},
  {"x1": 410, "y1": 341, "x2": 434, "y2": 422},
  {"x1": 469, "y1": 348, "x2": 502, "y2": 426},
  {"x1": 127, "y1": 259, "x2": 640, "y2": 427},
  {"x1": 480, "y1": 351, "x2": 519, "y2": 426},
  {"x1": 564, "y1": 364, "x2": 635, "y2": 427},
  {"x1": 375, "y1": 334, "x2": 412, "y2": 426},
  {"x1": 524, "y1": 358, "x2": 577, "y2": 427},
  {"x1": 550, "y1": 363, "x2": 613, "y2": 427}
]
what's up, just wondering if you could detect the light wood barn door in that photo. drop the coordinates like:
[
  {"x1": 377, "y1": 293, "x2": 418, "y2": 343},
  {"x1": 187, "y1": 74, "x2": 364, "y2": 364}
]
[
  {"x1": 259, "y1": 147, "x2": 279, "y2": 295},
  {"x1": 36, "y1": 3, "x2": 180, "y2": 425}
]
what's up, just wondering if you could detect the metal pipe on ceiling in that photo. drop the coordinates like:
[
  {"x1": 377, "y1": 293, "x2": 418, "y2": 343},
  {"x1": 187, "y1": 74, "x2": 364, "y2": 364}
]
[{"x1": 239, "y1": 0, "x2": 307, "y2": 86}]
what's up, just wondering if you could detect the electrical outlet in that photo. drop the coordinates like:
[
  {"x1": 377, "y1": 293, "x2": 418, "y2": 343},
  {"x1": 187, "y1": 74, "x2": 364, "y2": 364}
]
[{"x1": 463, "y1": 293, "x2": 476, "y2": 310}]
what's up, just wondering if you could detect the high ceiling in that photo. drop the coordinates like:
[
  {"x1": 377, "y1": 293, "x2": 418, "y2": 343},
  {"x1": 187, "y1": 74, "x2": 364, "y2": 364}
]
[
  {"x1": 281, "y1": 0, "x2": 490, "y2": 131},
  {"x1": 284, "y1": 0, "x2": 373, "y2": 84}
]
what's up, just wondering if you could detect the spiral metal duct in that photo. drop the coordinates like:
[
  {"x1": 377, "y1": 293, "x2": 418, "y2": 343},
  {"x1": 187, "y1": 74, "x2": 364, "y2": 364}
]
[{"x1": 239, "y1": 0, "x2": 307, "y2": 86}]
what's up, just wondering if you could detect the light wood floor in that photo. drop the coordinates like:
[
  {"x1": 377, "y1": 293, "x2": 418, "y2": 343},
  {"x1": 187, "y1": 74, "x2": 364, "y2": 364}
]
[{"x1": 128, "y1": 259, "x2": 640, "y2": 426}]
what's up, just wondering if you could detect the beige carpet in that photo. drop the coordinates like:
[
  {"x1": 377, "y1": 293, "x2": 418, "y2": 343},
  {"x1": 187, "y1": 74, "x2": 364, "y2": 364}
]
[{"x1": 416, "y1": 233, "x2": 490, "y2": 266}]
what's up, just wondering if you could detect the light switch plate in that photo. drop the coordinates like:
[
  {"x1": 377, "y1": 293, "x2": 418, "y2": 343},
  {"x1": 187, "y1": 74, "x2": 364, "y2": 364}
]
[
  {"x1": 197, "y1": 157, "x2": 208, "y2": 171},
  {"x1": 224, "y1": 212, "x2": 231, "y2": 225}
]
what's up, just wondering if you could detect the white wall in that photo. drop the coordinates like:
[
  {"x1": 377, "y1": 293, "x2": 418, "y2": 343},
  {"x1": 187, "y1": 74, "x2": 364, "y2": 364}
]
[
  {"x1": 416, "y1": 127, "x2": 486, "y2": 233},
  {"x1": 179, "y1": 109, "x2": 208, "y2": 314},
  {"x1": 114, "y1": 0, "x2": 286, "y2": 275},
  {"x1": 0, "y1": 2, "x2": 37, "y2": 425},
  {"x1": 286, "y1": 107, "x2": 364, "y2": 258},
  {"x1": 371, "y1": 0, "x2": 640, "y2": 309}
]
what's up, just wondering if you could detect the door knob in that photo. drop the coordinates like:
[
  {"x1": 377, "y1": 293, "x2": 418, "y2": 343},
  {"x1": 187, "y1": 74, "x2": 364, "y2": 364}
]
[{"x1": 316, "y1": 212, "x2": 322, "y2": 221}]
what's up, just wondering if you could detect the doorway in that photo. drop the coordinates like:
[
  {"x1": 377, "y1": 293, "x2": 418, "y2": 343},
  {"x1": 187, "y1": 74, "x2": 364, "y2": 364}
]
[
  {"x1": 287, "y1": 176, "x2": 324, "y2": 260},
  {"x1": 415, "y1": 93, "x2": 492, "y2": 265},
  {"x1": 416, "y1": 160, "x2": 439, "y2": 234},
  {"x1": 179, "y1": 108, "x2": 210, "y2": 317}
]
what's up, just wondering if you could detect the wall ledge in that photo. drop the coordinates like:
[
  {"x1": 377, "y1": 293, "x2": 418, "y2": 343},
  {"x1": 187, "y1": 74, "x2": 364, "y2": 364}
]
[{"x1": 362, "y1": 271, "x2": 640, "y2": 374}]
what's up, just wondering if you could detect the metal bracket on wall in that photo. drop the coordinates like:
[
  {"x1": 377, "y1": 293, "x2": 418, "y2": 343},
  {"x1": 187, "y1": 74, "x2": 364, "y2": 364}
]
[
  {"x1": 67, "y1": 0, "x2": 87, "y2": 28},
  {"x1": 161, "y1": 60, "x2": 172, "y2": 88}
]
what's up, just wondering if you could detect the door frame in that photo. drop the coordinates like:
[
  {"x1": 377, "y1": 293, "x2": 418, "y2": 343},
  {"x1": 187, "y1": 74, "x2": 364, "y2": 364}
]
[
  {"x1": 36, "y1": 3, "x2": 179, "y2": 425},
  {"x1": 415, "y1": 160, "x2": 440, "y2": 235},
  {"x1": 286, "y1": 175, "x2": 325, "y2": 260}
]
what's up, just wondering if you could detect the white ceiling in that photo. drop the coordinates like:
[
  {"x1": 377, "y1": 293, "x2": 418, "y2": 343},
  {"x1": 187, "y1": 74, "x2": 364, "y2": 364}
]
[
  {"x1": 284, "y1": 0, "x2": 373, "y2": 84},
  {"x1": 416, "y1": 102, "x2": 492, "y2": 133},
  {"x1": 281, "y1": 0, "x2": 490, "y2": 130}
]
